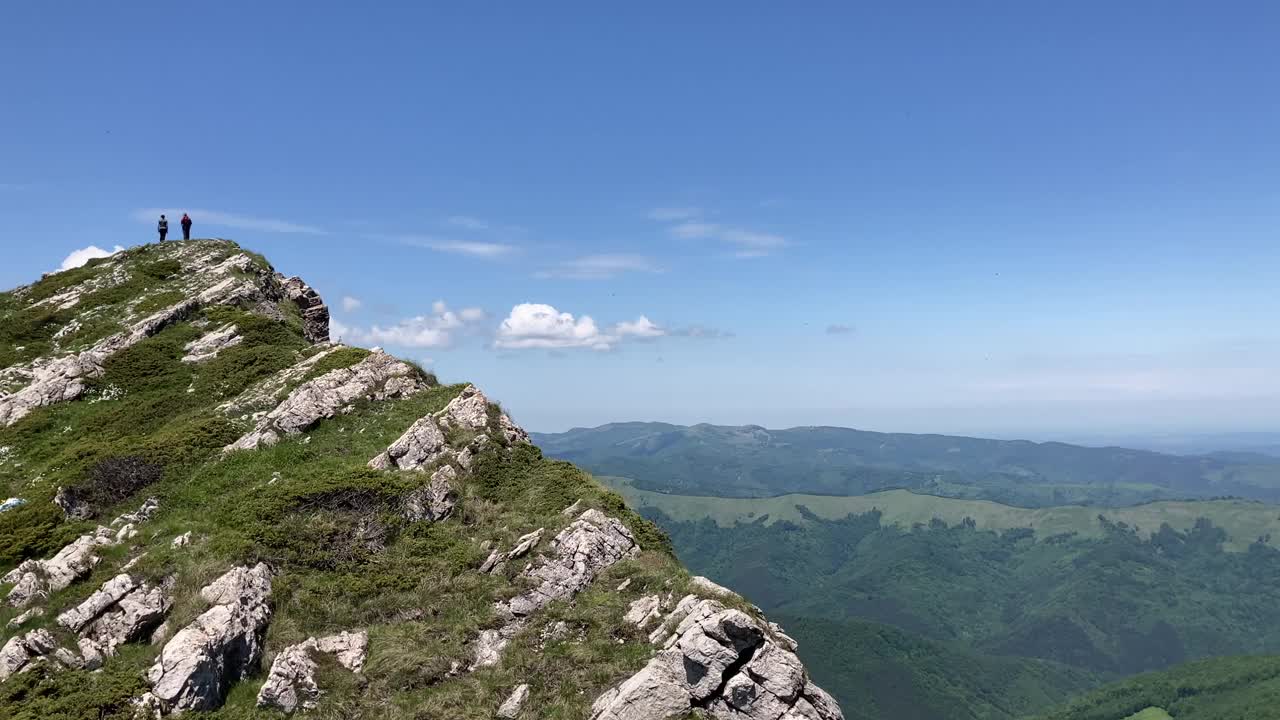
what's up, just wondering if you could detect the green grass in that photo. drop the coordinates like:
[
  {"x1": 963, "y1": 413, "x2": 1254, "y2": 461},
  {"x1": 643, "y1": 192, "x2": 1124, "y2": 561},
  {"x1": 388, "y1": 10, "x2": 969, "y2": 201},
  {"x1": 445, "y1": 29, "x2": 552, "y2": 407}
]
[{"x1": 606, "y1": 479, "x2": 1280, "y2": 551}]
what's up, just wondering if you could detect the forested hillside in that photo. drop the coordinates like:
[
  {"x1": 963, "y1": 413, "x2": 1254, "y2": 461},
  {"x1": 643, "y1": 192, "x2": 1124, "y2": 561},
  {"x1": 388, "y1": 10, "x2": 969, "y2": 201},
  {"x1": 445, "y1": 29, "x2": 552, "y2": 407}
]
[
  {"x1": 533, "y1": 423, "x2": 1280, "y2": 506},
  {"x1": 1035, "y1": 655, "x2": 1280, "y2": 720},
  {"x1": 642, "y1": 506, "x2": 1280, "y2": 694},
  {"x1": 775, "y1": 614, "x2": 1100, "y2": 720}
]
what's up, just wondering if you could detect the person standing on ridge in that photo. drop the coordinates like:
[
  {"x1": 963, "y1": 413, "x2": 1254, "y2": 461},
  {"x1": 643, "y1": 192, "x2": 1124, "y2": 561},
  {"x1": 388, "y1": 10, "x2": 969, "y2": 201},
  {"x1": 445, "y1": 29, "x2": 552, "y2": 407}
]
[
  {"x1": 158, "y1": 214, "x2": 168, "y2": 242},
  {"x1": 181, "y1": 213, "x2": 192, "y2": 240}
]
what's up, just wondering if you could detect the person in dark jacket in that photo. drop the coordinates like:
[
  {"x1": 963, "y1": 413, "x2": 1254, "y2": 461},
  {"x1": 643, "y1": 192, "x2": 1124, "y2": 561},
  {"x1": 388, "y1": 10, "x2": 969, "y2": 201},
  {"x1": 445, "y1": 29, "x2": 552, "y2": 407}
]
[
  {"x1": 158, "y1": 215, "x2": 168, "y2": 242},
  {"x1": 181, "y1": 213, "x2": 192, "y2": 240}
]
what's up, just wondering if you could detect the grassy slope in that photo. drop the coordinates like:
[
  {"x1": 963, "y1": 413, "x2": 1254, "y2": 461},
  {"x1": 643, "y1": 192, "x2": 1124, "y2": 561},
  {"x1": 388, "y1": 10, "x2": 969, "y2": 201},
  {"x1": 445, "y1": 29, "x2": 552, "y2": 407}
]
[
  {"x1": 0, "y1": 241, "x2": 686, "y2": 720},
  {"x1": 1035, "y1": 656, "x2": 1280, "y2": 720},
  {"x1": 606, "y1": 479, "x2": 1280, "y2": 551}
]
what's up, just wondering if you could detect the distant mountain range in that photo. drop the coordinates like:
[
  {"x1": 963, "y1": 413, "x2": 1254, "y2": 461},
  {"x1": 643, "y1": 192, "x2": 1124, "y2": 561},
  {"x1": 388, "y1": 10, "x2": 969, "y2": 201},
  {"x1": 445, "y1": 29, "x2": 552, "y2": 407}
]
[{"x1": 532, "y1": 422, "x2": 1280, "y2": 507}]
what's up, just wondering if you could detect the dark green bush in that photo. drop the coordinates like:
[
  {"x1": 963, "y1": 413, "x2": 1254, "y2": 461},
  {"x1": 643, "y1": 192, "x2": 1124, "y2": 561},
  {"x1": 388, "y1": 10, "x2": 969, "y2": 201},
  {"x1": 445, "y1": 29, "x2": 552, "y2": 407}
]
[{"x1": 63, "y1": 456, "x2": 163, "y2": 517}]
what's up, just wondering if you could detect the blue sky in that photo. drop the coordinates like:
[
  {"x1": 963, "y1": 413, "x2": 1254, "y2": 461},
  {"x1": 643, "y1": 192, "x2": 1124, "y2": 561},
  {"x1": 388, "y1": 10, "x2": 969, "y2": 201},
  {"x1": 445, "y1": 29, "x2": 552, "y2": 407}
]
[{"x1": 2, "y1": 2, "x2": 1278, "y2": 437}]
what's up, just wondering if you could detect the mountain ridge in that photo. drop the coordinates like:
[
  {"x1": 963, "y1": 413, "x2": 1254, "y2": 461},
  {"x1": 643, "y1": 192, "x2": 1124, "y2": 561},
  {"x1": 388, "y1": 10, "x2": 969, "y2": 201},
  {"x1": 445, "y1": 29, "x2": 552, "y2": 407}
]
[
  {"x1": 532, "y1": 422, "x2": 1280, "y2": 507},
  {"x1": 0, "y1": 240, "x2": 843, "y2": 719}
]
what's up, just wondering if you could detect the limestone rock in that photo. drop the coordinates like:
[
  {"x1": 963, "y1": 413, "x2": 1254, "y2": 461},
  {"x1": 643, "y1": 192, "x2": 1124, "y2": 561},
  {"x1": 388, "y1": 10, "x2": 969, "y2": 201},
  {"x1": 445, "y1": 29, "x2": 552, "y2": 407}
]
[
  {"x1": 497, "y1": 683, "x2": 530, "y2": 719},
  {"x1": 314, "y1": 630, "x2": 368, "y2": 672},
  {"x1": 401, "y1": 465, "x2": 457, "y2": 523},
  {"x1": 256, "y1": 642, "x2": 319, "y2": 713},
  {"x1": 690, "y1": 576, "x2": 737, "y2": 598},
  {"x1": 82, "y1": 581, "x2": 172, "y2": 657},
  {"x1": 368, "y1": 384, "x2": 528, "y2": 472},
  {"x1": 57, "y1": 572, "x2": 140, "y2": 633},
  {"x1": 279, "y1": 275, "x2": 330, "y2": 344},
  {"x1": 624, "y1": 595, "x2": 663, "y2": 630},
  {"x1": 171, "y1": 532, "x2": 192, "y2": 548},
  {"x1": 507, "y1": 527, "x2": 544, "y2": 561},
  {"x1": 112, "y1": 497, "x2": 161, "y2": 527},
  {"x1": 3, "y1": 532, "x2": 111, "y2": 607},
  {"x1": 368, "y1": 414, "x2": 449, "y2": 471},
  {"x1": 6, "y1": 607, "x2": 43, "y2": 630},
  {"x1": 474, "y1": 509, "x2": 638, "y2": 667},
  {"x1": 143, "y1": 563, "x2": 273, "y2": 713},
  {"x1": 0, "y1": 629, "x2": 60, "y2": 681},
  {"x1": 255, "y1": 630, "x2": 367, "y2": 713},
  {"x1": 181, "y1": 324, "x2": 242, "y2": 363},
  {"x1": 589, "y1": 598, "x2": 843, "y2": 720},
  {"x1": 226, "y1": 351, "x2": 424, "y2": 451}
]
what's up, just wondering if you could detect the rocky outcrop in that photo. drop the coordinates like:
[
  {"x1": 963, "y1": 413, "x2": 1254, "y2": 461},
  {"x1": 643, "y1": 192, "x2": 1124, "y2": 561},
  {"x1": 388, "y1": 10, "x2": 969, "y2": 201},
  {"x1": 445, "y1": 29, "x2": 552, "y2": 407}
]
[
  {"x1": 0, "y1": 250, "x2": 278, "y2": 427},
  {"x1": 0, "y1": 629, "x2": 61, "y2": 681},
  {"x1": 279, "y1": 276, "x2": 330, "y2": 344},
  {"x1": 256, "y1": 630, "x2": 368, "y2": 713},
  {"x1": 474, "y1": 509, "x2": 639, "y2": 668},
  {"x1": 0, "y1": 498, "x2": 162, "y2": 609},
  {"x1": 590, "y1": 597, "x2": 842, "y2": 720},
  {"x1": 54, "y1": 572, "x2": 172, "y2": 667},
  {"x1": 181, "y1": 324, "x2": 242, "y2": 363},
  {"x1": 226, "y1": 351, "x2": 426, "y2": 451},
  {"x1": 368, "y1": 384, "x2": 527, "y2": 472},
  {"x1": 401, "y1": 465, "x2": 457, "y2": 522},
  {"x1": 140, "y1": 563, "x2": 273, "y2": 714},
  {"x1": 498, "y1": 683, "x2": 531, "y2": 719},
  {"x1": 217, "y1": 345, "x2": 342, "y2": 416}
]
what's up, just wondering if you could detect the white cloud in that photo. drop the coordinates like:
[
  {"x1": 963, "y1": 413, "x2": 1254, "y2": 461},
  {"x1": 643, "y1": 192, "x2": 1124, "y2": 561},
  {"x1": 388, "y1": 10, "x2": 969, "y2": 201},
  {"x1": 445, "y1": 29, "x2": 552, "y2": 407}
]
[
  {"x1": 331, "y1": 300, "x2": 485, "y2": 349},
  {"x1": 826, "y1": 324, "x2": 854, "y2": 335},
  {"x1": 615, "y1": 315, "x2": 665, "y2": 338},
  {"x1": 394, "y1": 235, "x2": 516, "y2": 258},
  {"x1": 445, "y1": 215, "x2": 490, "y2": 230},
  {"x1": 536, "y1": 254, "x2": 662, "y2": 280},
  {"x1": 669, "y1": 221, "x2": 788, "y2": 257},
  {"x1": 648, "y1": 207, "x2": 702, "y2": 221},
  {"x1": 59, "y1": 245, "x2": 124, "y2": 272},
  {"x1": 133, "y1": 208, "x2": 325, "y2": 235},
  {"x1": 341, "y1": 296, "x2": 363, "y2": 312},
  {"x1": 494, "y1": 303, "x2": 665, "y2": 351}
]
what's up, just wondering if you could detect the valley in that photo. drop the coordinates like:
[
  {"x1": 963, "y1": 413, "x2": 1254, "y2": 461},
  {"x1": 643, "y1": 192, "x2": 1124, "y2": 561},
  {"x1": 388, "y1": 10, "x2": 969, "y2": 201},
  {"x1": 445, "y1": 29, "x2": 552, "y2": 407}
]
[{"x1": 538, "y1": 423, "x2": 1280, "y2": 719}]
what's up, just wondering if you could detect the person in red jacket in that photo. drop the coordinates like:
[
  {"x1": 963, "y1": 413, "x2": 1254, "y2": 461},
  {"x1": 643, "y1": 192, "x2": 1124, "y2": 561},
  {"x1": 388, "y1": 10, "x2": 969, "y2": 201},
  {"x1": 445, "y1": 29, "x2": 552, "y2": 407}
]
[{"x1": 180, "y1": 213, "x2": 192, "y2": 240}]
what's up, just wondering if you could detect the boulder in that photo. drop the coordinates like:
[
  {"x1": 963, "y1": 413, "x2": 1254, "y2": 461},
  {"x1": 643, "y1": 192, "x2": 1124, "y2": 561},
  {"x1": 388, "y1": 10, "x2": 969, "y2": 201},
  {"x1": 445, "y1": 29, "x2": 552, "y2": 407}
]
[
  {"x1": 0, "y1": 629, "x2": 60, "y2": 682},
  {"x1": 4, "y1": 532, "x2": 111, "y2": 608},
  {"x1": 624, "y1": 595, "x2": 663, "y2": 629},
  {"x1": 256, "y1": 642, "x2": 319, "y2": 713},
  {"x1": 256, "y1": 630, "x2": 368, "y2": 713},
  {"x1": 497, "y1": 683, "x2": 530, "y2": 719},
  {"x1": 368, "y1": 415, "x2": 449, "y2": 471},
  {"x1": 143, "y1": 563, "x2": 273, "y2": 713}
]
